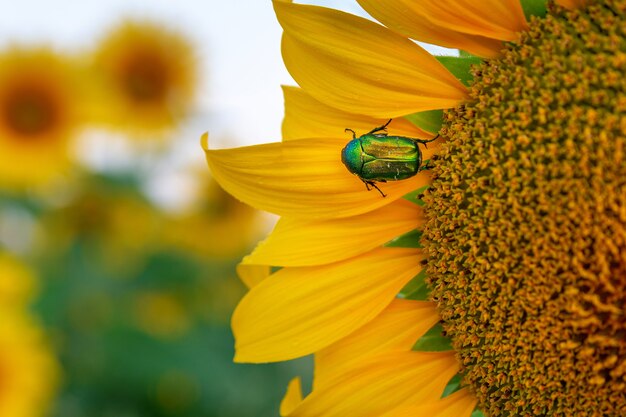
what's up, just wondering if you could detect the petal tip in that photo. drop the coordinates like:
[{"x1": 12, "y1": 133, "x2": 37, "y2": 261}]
[
  {"x1": 280, "y1": 377, "x2": 303, "y2": 416},
  {"x1": 200, "y1": 132, "x2": 209, "y2": 151},
  {"x1": 232, "y1": 350, "x2": 247, "y2": 364}
]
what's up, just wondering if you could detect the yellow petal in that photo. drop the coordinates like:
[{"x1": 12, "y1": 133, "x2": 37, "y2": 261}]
[
  {"x1": 405, "y1": 0, "x2": 528, "y2": 39},
  {"x1": 203, "y1": 133, "x2": 434, "y2": 219},
  {"x1": 0, "y1": 254, "x2": 36, "y2": 308},
  {"x1": 287, "y1": 351, "x2": 459, "y2": 417},
  {"x1": 381, "y1": 388, "x2": 478, "y2": 417},
  {"x1": 357, "y1": 0, "x2": 517, "y2": 58},
  {"x1": 242, "y1": 199, "x2": 421, "y2": 267},
  {"x1": 274, "y1": 1, "x2": 467, "y2": 118},
  {"x1": 281, "y1": 377, "x2": 303, "y2": 417},
  {"x1": 236, "y1": 264, "x2": 270, "y2": 289},
  {"x1": 282, "y1": 86, "x2": 432, "y2": 141},
  {"x1": 315, "y1": 299, "x2": 439, "y2": 388},
  {"x1": 232, "y1": 247, "x2": 422, "y2": 362},
  {"x1": 556, "y1": 0, "x2": 588, "y2": 9}
]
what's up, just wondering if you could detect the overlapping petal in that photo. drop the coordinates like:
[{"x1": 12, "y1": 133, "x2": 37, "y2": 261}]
[
  {"x1": 314, "y1": 299, "x2": 439, "y2": 387},
  {"x1": 282, "y1": 86, "x2": 431, "y2": 140},
  {"x1": 281, "y1": 377, "x2": 304, "y2": 417},
  {"x1": 236, "y1": 264, "x2": 270, "y2": 289},
  {"x1": 203, "y1": 133, "x2": 434, "y2": 219},
  {"x1": 285, "y1": 350, "x2": 458, "y2": 417},
  {"x1": 242, "y1": 199, "x2": 421, "y2": 267},
  {"x1": 274, "y1": 0, "x2": 467, "y2": 118},
  {"x1": 357, "y1": 0, "x2": 527, "y2": 58},
  {"x1": 556, "y1": 0, "x2": 588, "y2": 9},
  {"x1": 232, "y1": 247, "x2": 422, "y2": 362},
  {"x1": 380, "y1": 389, "x2": 478, "y2": 417}
]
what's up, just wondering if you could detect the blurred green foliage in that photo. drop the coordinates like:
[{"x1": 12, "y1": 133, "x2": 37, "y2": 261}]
[
  {"x1": 0, "y1": 19, "x2": 312, "y2": 416},
  {"x1": 1, "y1": 174, "x2": 311, "y2": 417}
]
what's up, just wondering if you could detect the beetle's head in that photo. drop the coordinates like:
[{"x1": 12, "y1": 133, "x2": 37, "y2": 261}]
[{"x1": 341, "y1": 138, "x2": 362, "y2": 176}]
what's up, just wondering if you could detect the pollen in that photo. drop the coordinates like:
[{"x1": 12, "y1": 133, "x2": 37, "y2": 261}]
[{"x1": 422, "y1": 1, "x2": 626, "y2": 415}]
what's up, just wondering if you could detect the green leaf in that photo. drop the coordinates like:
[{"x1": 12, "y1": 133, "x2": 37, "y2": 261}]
[
  {"x1": 403, "y1": 185, "x2": 429, "y2": 206},
  {"x1": 458, "y1": 50, "x2": 475, "y2": 58},
  {"x1": 520, "y1": 0, "x2": 548, "y2": 19},
  {"x1": 384, "y1": 229, "x2": 422, "y2": 248},
  {"x1": 413, "y1": 322, "x2": 453, "y2": 352},
  {"x1": 404, "y1": 109, "x2": 443, "y2": 134},
  {"x1": 441, "y1": 373, "x2": 463, "y2": 398},
  {"x1": 435, "y1": 56, "x2": 482, "y2": 86},
  {"x1": 399, "y1": 269, "x2": 430, "y2": 301},
  {"x1": 471, "y1": 410, "x2": 486, "y2": 417}
]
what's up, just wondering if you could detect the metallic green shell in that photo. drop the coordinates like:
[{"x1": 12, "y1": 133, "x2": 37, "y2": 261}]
[{"x1": 341, "y1": 134, "x2": 421, "y2": 181}]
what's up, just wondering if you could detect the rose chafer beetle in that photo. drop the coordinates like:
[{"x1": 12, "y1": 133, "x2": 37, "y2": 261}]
[{"x1": 341, "y1": 119, "x2": 439, "y2": 197}]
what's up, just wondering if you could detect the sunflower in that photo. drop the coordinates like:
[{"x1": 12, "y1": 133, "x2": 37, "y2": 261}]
[
  {"x1": 0, "y1": 310, "x2": 60, "y2": 417},
  {"x1": 0, "y1": 253, "x2": 36, "y2": 309},
  {"x1": 0, "y1": 48, "x2": 84, "y2": 189},
  {"x1": 161, "y1": 176, "x2": 260, "y2": 259},
  {"x1": 90, "y1": 20, "x2": 197, "y2": 135},
  {"x1": 38, "y1": 174, "x2": 164, "y2": 273},
  {"x1": 133, "y1": 291, "x2": 191, "y2": 338},
  {"x1": 0, "y1": 255, "x2": 59, "y2": 417},
  {"x1": 205, "y1": 0, "x2": 625, "y2": 416}
]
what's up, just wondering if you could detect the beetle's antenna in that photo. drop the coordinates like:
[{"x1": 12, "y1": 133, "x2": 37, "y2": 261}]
[
  {"x1": 366, "y1": 119, "x2": 393, "y2": 136},
  {"x1": 345, "y1": 128, "x2": 357, "y2": 139}
]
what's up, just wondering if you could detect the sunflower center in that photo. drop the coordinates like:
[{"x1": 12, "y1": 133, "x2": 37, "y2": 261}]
[
  {"x1": 122, "y1": 54, "x2": 169, "y2": 103},
  {"x1": 422, "y1": 1, "x2": 626, "y2": 415},
  {"x1": 2, "y1": 86, "x2": 58, "y2": 138}
]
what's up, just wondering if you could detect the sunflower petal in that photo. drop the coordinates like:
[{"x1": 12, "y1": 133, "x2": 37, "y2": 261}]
[
  {"x1": 314, "y1": 299, "x2": 440, "y2": 388},
  {"x1": 380, "y1": 388, "x2": 478, "y2": 417},
  {"x1": 274, "y1": 1, "x2": 467, "y2": 118},
  {"x1": 232, "y1": 247, "x2": 422, "y2": 362},
  {"x1": 242, "y1": 199, "x2": 421, "y2": 267},
  {"x1": 203, "y1": 133, "x2": 434, "y2": 219},
  {"x1": 280, "y1": 377, "x2": 303, "y2": 417},
  {"x1": 282, "y1": 86, "x2": 432, "y2": 140},
  {"x1": 357, "y1": 0, "x2": 528, "y2": 58},
  {"x1": 556, "y1": 0, "x2": 588, "y2": 9},
  {"x1": 236, "y1": 264, "x2": 271, "y2": 289},
  {"x1": 286, "y1": 351, "x2": 459, "y2": 417}
]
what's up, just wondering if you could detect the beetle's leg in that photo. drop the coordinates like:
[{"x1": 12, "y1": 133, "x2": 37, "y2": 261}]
[
  {"x1": 366, "y1": 119, "x2": 392, "y2": 136},
  {"x1": 362, "y1": 179, "x2": 386, "y2": 197},
  {"x1": 418, "y1": 159, "x2": 434, "y2": 172},
  {"x1": 344, "y1": 128, "x2": 357, "y2": 139},
  {"x1": 371, "y1": 182, "x2": 387, "y2": 198},
  {"x1": 415, "y1": 133, "x2": 440, "y2": 149}
]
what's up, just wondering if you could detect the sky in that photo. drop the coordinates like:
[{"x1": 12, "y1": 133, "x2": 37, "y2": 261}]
[
  {"x1": 0, "y1": 1, "x2": 454, "y2": 208},
  {"x1": 0, "y1": 0, "x2": 369, "y2": 147}
]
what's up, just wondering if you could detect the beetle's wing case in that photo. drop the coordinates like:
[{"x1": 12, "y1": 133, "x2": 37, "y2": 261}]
[{"x1": 359, "y1": 135, "x2": 420, "y2": 181}]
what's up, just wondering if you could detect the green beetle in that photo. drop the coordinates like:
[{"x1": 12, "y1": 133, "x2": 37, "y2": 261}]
[{"x1": 341, "y1": 119, "x2": 439, "y2": 197}]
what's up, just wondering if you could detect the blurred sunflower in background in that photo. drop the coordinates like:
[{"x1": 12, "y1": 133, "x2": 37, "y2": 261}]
[
  {"x1": 0, "y1": 48, "x2": 85, "y2": 190},
  {"x1": 206, "y1": 0, "x2": 626, "y2": 416},
  {"x1": 0, "y1": 252, "x2": 36, "y2": 307},
  {"x1": 89, "y1": 20, "x2": 197, "y2": 136},
  {"x1": 38, "y1": 173, "x2": 164, "y2": 274},
  {"x1": 0, "y1": 8, "x2": 301, "y2": 416},
  {"x1": 0, "y1": 255, "x2": 60, "y2": 417},
  {"x1": 162, "y1": 173, "x2": 260, "y2": 259}
]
